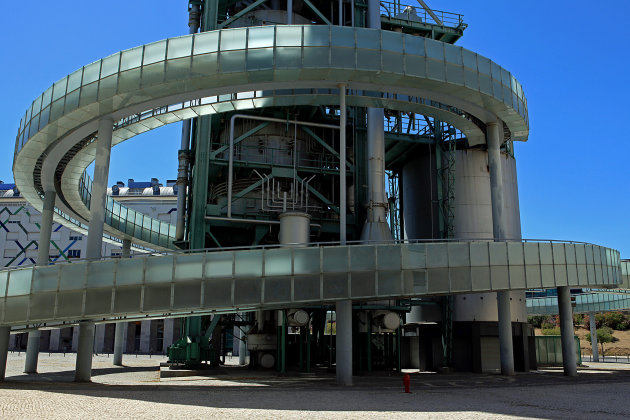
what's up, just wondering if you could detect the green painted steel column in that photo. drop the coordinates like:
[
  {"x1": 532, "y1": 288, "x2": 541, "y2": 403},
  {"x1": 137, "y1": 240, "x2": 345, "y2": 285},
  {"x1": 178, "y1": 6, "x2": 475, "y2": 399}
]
[{"x1": 189, "y1": 116, "x2": 212, "y2": 249}]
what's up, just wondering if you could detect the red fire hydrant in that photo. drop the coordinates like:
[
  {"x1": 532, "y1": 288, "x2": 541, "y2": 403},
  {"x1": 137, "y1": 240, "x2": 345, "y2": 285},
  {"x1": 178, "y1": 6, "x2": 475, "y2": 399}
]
[{"x1": 403, "y1": 373, "x2": 411, "y2": 393}]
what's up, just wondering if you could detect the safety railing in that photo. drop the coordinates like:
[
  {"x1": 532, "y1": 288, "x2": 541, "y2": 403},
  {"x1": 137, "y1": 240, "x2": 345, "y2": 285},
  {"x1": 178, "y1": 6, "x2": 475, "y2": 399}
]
[{"x1": 379, "y1": 1, "x2": 465, "y2": 28}]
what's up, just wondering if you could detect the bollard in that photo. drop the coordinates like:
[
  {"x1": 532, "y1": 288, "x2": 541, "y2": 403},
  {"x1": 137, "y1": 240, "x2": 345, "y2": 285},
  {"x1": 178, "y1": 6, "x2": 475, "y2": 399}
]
[{"x1": 403, "y1": 373, "x2": 411, "y2": 393}]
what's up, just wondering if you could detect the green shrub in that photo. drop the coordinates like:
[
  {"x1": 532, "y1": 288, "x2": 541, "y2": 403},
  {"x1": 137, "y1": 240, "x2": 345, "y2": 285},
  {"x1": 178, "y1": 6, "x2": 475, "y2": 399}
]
[
  {"x1": 585, "y1": 326, "x2": 616, "y2": 356},
  {"x1": 528, "y1": 315, "x2": 546, "y2": 328},
  {"x1": 573, "y1": 314, "x2": 584, "y2": 327},
  {"x1": 541, "y1": 327, "x2": 561, "y2": 335}
]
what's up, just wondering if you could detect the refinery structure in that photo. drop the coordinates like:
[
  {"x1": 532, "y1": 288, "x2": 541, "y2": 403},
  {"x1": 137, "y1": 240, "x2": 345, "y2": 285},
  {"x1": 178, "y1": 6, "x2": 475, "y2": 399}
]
[{"x1": 0, "y1": 0, "x2": 627, "y2": 385}]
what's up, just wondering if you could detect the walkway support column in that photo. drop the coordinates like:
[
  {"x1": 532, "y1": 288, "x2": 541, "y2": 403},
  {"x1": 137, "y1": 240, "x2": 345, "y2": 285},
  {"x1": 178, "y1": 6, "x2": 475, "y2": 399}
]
[
  {"x1": 113, "y1": 239, "x2": 131, "y2": 366},
  {"x1": 0, "y1": 326, "x2": 10, "y2": 381},
  {"x1": 24, "y1": 330, "x2": 41, "y2": 374},
  {"x1": 558, "y1": 286, "x2": 577, "y2": 376},
  {"x1": 336, "y1": 300, "x2": 353, "y2": 385},
  {"x1": 339, "y1": 84, "x2": 347, "y2": 245},
  {"x1": 75, "y1": 321, "x2": 95, "y2": 382},
  {"x1": 77, "y1": 117, "x2": 112, "y2": 381},
  {"x1": 589, "y1": 311, "x2": 599, "y2": 362},
  {"x1": 487, "y1": 121, "x2": 514, "y2": 376},
  {"x1": 85, "y1": 118, "x2": 113, "y2": 260},
  {"x1": 25, "y1": 190, "x2": 57, "y2": 373},
  {"x1": 113, "y1": 321, "x2": 125, "y2": 366}
]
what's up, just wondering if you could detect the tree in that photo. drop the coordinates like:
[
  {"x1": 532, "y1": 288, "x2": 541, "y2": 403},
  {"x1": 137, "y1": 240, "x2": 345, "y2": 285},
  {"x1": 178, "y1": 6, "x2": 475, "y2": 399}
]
[{"x1": 586, "y1": 327, "x2": 616, "y2": 356}]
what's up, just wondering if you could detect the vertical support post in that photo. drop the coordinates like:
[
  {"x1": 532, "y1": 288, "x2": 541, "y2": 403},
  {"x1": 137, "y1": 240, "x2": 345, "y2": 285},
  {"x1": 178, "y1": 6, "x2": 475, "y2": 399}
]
[
  {"x1": 487, "y1": 121, "x2": 514, "y2": 376},
  {"x1": 339, "y1": 84, "x2": 347, "y2": 245},
  {"x1": 367, "y1": 311, "x2": 372, "y2": 372},
  {"x1": 287, "y1": 0, "x2": 293, "y2": 24},
  {"x1": 86, "y1": 118, "x2": 113, "y2": 260},
  {"x1": 336, "y1": 300, "x2": 353, "y2": 385},
  {"x1": 306, "y1": 320, "x2": 311, "y2": 373},
  {"x1": 558, "y1": 286, "x2": 577, "y2": 376},
  {"x1": 75, "y1": 321, "x2": 95, "y2": 382},
  {"x1": 0, "y1": 326, "x2": 9, "y2": 381},
  {"x1": 25, "y1": 190, "x2": 56, "y2": 373},
  {"x1": 121, "y1": 238, "x2": 131, "y2": 258},
  {"x1": 175, "y1": 4, "x2": 201, "y2": 242},
  {"x1": 589, "y1": 311, "x2": 599, "y2": 362},
  {"x1": 113, "y1": 322, "x2": 125, "y2": 366},
  {"x1": 281, "y1": 311, "x2": 287, "y2": 374},
  {"x1": 238, "y1": 320, "x2": 247, "y2": 365},
  {"x1": 24, "y1": 330, "x2": 41, "y2": 373},
  {"x1": 36, "y1": 191, "x2": 56, "y2": 265}
]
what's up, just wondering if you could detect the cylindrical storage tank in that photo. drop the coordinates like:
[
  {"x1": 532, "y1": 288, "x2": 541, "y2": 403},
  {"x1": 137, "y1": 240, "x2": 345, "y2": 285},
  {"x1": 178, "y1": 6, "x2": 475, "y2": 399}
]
[
  {"x1": 279, "y1": 212, "x2": 311, "y2": 245},
  {"x1": 452, "y1": 149, "x2": 526, "y2": 323}
]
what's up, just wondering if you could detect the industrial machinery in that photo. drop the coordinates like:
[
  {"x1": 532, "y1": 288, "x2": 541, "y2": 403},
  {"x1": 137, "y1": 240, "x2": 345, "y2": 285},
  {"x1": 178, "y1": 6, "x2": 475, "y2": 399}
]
[{"x1": 166, "y1": 0, "x2": 529, "y2": 374}]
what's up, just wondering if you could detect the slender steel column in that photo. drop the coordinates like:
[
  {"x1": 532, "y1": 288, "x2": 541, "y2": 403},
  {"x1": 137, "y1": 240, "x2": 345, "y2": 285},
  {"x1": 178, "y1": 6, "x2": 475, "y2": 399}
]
[
  {"x1": 85, "y1": 118, "x2": 113, "y2": 260},
  {"x1": 24, "y1": 330, "x2": 41, "y2": 373},
  {"x1": 175, "y1": 4, "x2": 200, "y2": 241},
  {"x1": 75, "y1": 321, "x2": 95, "y2": 382},
  {"x1": 558, "y1": 286, "x2": 577, "y2": 376},
  {"x1": 113, "y1": 322, "x2": 125, "y2": 366},
  {"x1": 339, "y1": 84, "x2": 347, "y2": 245},
  {"x1": 487, "y1": 121, "x2": 514, "y2": 375},
  {"x1": 0, "y1": 326, "x2": 10, "y2": 381},
  {"x1": 25, "y1": 190, "x2": 56, "y2": 373},
  {"x1": 336, "y1": 300, "x2": 353, "y2": 385},
  {"x1": 589, "y1": 311, "x2": 599, "y2": 362}
]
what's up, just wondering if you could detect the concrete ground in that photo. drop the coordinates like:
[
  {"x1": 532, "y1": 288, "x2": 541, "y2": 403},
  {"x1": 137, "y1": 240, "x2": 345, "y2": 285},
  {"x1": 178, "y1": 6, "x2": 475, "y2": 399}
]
[{"x1": 1, "y1": 352, "x2": 630, "y2": 419}]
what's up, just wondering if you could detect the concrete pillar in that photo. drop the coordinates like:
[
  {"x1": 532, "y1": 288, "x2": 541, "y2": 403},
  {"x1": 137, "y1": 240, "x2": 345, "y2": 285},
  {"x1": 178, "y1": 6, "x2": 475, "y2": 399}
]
[
  {"x1": 85, "y1": 118, "x2": 113, "y2": 260},
  {"x1": 162, "y1": 318, "x2": 175, "y2": 354},
  {"x1": 94, "y1": 324, "x2": 106, "y2": 354},
  {"x1": 487, "y1": 121, "x2": 514, "y2": 376},
  {"x1": 558, "y1": 286, "x2": 577, "y2": 376},
  {"x1": 49, "y1": 329, "x2": 60, "y2": 352},
  {"x1": 24, "y1": 191, "x2": 57, "y2": 373},
  {"x1": 139, "y1": 320, "x2": 151, "y2": 353},
  {"x1": 232, "y1": 326, "x2": 240, "y2": 357},
  {"x1": 75, "y1": 321, "x2": 95, "y2": 382},
  {"x1": 71, "y1": 326, "x2": 79, "y2": 352},
  {"x1": 37, "y1": 191, "x2": 56, "y2": 264},
  {"x1": 589, "y1": 311, "x2": 599, "y2": 362},
  {"x1": 121, "y1": 238, "x2": 131, "y2": 258},
  {"x1": 113, "y1": 322, "x2": 125, "y2": 366},
  {"x1": 238, "y1": 322, "x2": 247, "y2": 365},
  {"x1": 336, "y1": 300, "x2": 353, "y2": 386},
  {"x1": 0, "y1": 326, "x2": 10, "y2": 381},
  {"x1": 24, "y1": 330, "x2": 41, "y2": 373}
]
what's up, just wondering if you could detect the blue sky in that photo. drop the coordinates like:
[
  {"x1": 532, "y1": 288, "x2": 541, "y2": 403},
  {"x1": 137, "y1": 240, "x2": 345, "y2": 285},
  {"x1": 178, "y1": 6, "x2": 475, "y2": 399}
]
[{"x1": 0, "y1": 1, "x2": 628, "y2": 255}]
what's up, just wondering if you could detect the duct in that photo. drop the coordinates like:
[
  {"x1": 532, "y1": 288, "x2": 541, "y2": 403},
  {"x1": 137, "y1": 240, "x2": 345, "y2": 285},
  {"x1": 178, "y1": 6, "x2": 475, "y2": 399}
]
[
  {"x1": 227, "y1": 114, "x2": 339, "y2": 217},
  {"x1": 361, "y1": 0, "x2": 393, "y2": 242},
  {"x1": 175, "y1": 4, "x2": 201, "y2": 242}
]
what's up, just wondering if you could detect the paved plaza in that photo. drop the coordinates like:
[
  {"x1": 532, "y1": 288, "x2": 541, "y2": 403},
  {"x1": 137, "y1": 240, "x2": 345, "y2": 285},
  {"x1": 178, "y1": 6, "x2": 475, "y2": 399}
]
[{"x1": 1, "y1": 352, "x2": 630, "y2": 419}]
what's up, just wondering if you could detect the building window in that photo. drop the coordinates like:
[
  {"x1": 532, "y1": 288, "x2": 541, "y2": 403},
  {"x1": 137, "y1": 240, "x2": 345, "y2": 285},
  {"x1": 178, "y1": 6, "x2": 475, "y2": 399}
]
[
  {"x1": 69, "y1": 235, "x2": 82, "y2": 241},
  {"x1": 111, "y1": 250, "x2": 122, "y2": 258},
  {"x1": 68, "y1": 249, "x2": 81, "y2": 259}
]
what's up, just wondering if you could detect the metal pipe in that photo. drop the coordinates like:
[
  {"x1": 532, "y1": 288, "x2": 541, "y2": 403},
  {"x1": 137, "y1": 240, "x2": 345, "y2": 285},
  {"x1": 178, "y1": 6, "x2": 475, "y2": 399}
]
[
  {"x1": 416, "y1": 0, "x2": 443, "y2": 25},
  {"x1": 175, "y1": 4, "x2": 201, "y2": 242},
  {"x1": 338, "y1": 0, "x2": 343, "y2": 25},
  {"x1": 558, "y1": 286, "x2": 577, "y2": 376},
  {"x1": 228, "y1": 114, "x2": 339, "y2": 217},
  {"x1": 339, "y1": 84, "x2": 347, "y2": 245},
  {"x1": 589, "y1": 311, "x2": 599, "y2": 362}
]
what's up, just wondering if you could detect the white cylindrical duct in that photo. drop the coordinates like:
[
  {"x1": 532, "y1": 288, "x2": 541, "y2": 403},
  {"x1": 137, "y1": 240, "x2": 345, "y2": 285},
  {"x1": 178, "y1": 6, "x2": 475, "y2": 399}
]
[
  {"x1": 452, "y1": 149, "x2": 526, "y2": 323},
  {"x1": 279, "y1": 212, "x2": 311, "y2": 246}
]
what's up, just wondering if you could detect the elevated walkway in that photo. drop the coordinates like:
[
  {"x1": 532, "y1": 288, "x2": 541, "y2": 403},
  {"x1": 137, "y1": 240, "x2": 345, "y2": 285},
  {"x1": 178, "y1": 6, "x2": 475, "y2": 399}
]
[{"x1": 0, "y1": 240, "x2": 620, "y2": 328}]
